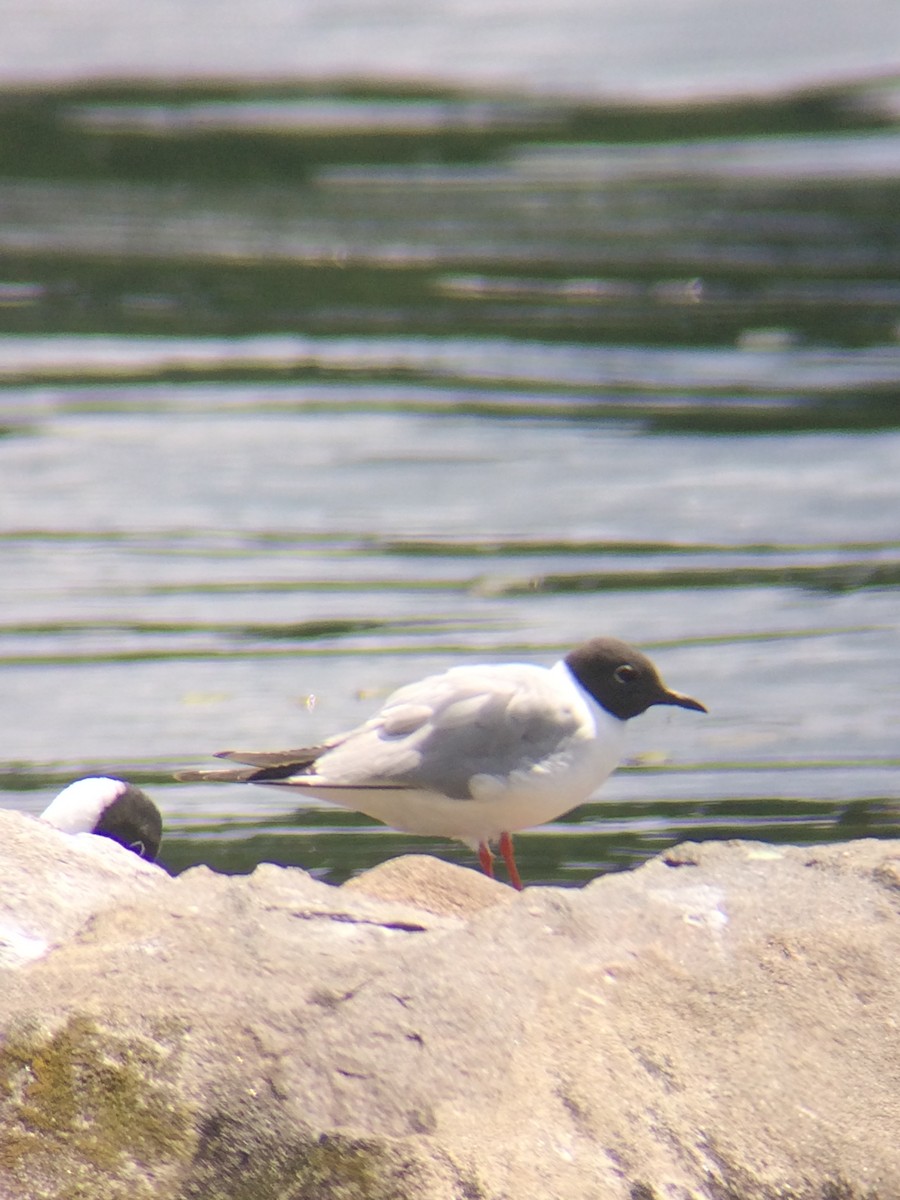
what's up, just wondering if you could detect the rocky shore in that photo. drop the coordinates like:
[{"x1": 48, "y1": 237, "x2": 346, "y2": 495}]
[{"x1": 1, "y1": 808, "x2": 897, "y2": 1199}]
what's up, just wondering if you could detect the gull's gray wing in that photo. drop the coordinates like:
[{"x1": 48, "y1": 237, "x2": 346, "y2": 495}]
[
  {"x1": 312, "y1": 662, "x2": 583, "y2": 799},
  {"x1": 176, "y1": 745, "x2": 325, "y2": 783},
  {"x1": 176, "y1": 737, "x2": 349, "y2": 783}
]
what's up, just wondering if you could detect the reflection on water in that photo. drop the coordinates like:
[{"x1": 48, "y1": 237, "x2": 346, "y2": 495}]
[{"x1": 1, "y1": 79, "x2": 898, "y2": 885}]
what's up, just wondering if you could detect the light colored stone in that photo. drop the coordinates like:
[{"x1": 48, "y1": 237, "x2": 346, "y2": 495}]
[
  {"x1": 0, "y1": 808, "x2": 898, "y2": 1199},
  {"x1": 343, "y1": 851, "x2": 515, "y2": 916},
  {"x1": 0, "y1": 808, "x2": 166, "y2": 969}
]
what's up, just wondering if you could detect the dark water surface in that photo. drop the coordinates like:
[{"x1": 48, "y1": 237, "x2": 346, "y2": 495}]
[{"x1": 1, "y1": 80, "x2": 898, "y2": 887}]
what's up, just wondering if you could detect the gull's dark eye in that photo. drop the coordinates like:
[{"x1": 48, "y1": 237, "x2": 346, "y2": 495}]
[{"x1": 614, "y1": 664, "x2": 637, "y2": 684}]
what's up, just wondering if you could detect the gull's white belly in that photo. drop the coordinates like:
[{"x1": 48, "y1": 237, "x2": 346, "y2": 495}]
[{"x1": 273, "y1": 705, "x2": 627, "y2": 847}]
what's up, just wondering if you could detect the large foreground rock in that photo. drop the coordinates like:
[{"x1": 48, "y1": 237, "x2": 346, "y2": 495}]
[{"x1": 0, "y1": 809, "x2": 898, "y2": 1200}]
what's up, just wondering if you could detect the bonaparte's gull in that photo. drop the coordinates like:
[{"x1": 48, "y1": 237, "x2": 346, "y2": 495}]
[
  {"x1": 179, "y1": 637, "x2": 705, "y2": 888},
  {"x1": 41, "y1": 777, "x2": 163, "y2": 861}
]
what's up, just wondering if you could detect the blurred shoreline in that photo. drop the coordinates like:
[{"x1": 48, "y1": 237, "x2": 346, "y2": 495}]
[{"x1": 2, "y1": 0, "x2": 898, "y2": 103}]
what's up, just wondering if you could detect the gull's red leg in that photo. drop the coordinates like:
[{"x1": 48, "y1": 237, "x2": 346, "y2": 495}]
[
  {"x1": 499, "y1": 831, "x2": 523, "y2": 891},
  {"x1": 478, "y1": 840, "x2": 495, "y2": 878}
]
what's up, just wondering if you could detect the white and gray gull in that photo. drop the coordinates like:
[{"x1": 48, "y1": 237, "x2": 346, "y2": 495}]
[
  {"x1": 40, "y1": 776, "x2": 163, "y2": 861},
  {"x1": 178, "y1": 637, "x2": 706, "y2": 888}
]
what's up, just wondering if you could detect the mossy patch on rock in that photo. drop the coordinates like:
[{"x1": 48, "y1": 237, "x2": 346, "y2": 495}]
[
  {"x1": 248, "y1": 1132, "x2": 420, "y2": 1199},
  {"x1": 0, "y1": 1013, "x2": 195, "y2": 1198},
  {"x1": 185, "y1": 1119, "x2": 469, "y2": 1200}
]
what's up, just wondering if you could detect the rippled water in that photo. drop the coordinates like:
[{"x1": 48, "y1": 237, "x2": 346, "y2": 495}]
[{"x1": 1, "y1": 79, "x2": 898, "y2": 886}]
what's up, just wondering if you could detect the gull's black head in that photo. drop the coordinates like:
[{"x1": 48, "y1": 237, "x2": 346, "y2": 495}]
[
  {"x1": 564, "y1": 637, "x2": 707, "y2": 721},
  {"x1": 93, "y1": 781, "x2": 163, "y2": 861}
]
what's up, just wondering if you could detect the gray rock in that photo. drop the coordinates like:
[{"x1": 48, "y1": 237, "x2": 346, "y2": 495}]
[
  {"x1": 0, "y1": 809, "x2": 166, "y2": 969},
  {"x1": 0, "y1": 808, "x2": 898, "y2": 1199},
  {"x1": 341, "y1": 851, "x2": 515, "y2": 916}
]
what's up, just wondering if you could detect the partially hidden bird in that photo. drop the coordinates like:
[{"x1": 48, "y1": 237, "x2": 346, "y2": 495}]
[
  {"x1": 40, "y1": 776, "x2": 163, "y2": 861},
  {"x1": 178, "y1": 637, "x2": 706, "y2": 888}
]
